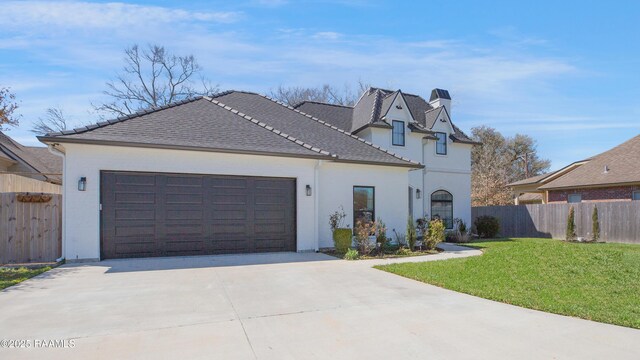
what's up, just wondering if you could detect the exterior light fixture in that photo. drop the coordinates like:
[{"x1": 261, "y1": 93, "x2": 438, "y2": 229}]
[
  {"x1": 78, "y1": 177, "x2": 87, "y2": 191},
  {"x1": 306, "y1": 185, "x2": 312, "y2": 196},
  {"x1": 416, "y1": 189, "x2": 421, "y2": 199}
]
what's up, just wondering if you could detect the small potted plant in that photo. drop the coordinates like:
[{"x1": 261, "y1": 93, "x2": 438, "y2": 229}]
[{"x1": 329, "y1": 206, "x2": 351, "y2": 253}]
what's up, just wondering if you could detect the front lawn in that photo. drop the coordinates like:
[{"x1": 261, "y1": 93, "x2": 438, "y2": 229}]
[
  {"x1": 0, "y1": 266, "x2": 52, "y2": 290},
  {"x1": 377, "y1": 238, "x2": 640, "y2": 329}
]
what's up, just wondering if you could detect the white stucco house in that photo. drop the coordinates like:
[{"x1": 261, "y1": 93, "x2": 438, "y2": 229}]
[{"x1": 39, "y1": 88, "x2": 478, "y2": 261}]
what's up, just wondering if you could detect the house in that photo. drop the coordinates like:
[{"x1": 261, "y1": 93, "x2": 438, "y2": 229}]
[
  {"x1": 38, "y1": 88, "x2": 476, "y2": 261},
  {"x1": 509, "y1": 134, "x2": 640, "y2": 204},
  {"x1": 0, "y1": 131, "x2": 62, "y2": 193}
]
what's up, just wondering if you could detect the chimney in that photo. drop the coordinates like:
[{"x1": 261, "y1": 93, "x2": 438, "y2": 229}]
[{"x1": 429, "y1": 88, "x2": 451, "y2": 114}]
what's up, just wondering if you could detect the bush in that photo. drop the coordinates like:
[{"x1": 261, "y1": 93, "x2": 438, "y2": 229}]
[
  {"x1": 375, "y1": 218, "x2": 387, "y2": 245},
  {"x1": 425, "y1": 219, "x2": 445, "y2": 250},
  {"x1": 474, "y1": 216, "x2": 500, "y2": 238},
  {"x1": 452, "y1": 218, "x2": 469, "y2": 243},
  {"x1": 406, "y1": 218, "x2": 417, "y2": 250},
  {"x1": 566, "y1": 206, "x2": 577, "y2": 241},
  {"x1": 396, "y1": 247, "x2": 412, "y2": 256},
  {"x1": 393, "y1": 229, "x2": 407, "y2": 247},
  {"x1": 333, "y1": 228, "x2": 352, "y2": 253},
  {"x1": 354, "y1": 220, "x2": 376, "y2": 255},
  {"x1": 329, "y1": 206, "x2": 348, "y2": 232},
  {"x1": 592, "y1": 206, "x2": 600, "y2": 242},
  {"x1": 344, "y1": 248, "x2": 359, "y2": 260}
]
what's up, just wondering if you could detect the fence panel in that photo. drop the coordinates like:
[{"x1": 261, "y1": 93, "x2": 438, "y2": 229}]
[
  {"x1": 0, "y1": 193, "x2": 62, "y2": 264},
  {"x1": 472, "y1": 202, "x2": 640, "y2": 244}
]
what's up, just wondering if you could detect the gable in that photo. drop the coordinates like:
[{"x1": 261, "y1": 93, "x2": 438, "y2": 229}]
[{"x1": 381, "y1": 92, "x2": 415, "y2": 124}]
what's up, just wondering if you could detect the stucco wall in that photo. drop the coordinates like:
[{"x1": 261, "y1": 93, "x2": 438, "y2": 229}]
[
  {"x1": 61, "y1": 143, "x2": 413, "y2": 260},
  {"x1": 317, "y1": 162, "x2": 409, "y2": 248},
  {"x1": 62, "y1": 143, "x2": 318, "y2": 260}
]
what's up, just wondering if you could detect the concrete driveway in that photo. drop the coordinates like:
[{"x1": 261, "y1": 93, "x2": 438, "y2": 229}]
[{"x1": 1, "y1": 250, "x2": 639, "y2": 359}]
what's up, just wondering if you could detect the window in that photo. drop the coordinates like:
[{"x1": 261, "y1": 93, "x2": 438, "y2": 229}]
[
  {"x1": 431, "y1": 190, "x2": 453, "y2": 229},
  {"x1": 392, "y1": 120, "x2": 405, "y2": 146},
  {"x1": 633, "y1": 190, "x2": 640, "y2": 201},
  {"x1": 353, "y1": 186, "x2": 375, "y2": 227},
  {"x1": 435, "y1": 132, "x2": 447, "y2": 155},
  {"x1": 568, "y1": 193, "x2": 582, "y2": 203}
]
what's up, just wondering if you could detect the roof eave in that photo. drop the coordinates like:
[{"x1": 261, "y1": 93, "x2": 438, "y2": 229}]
[{"x1": 37, "y1": 137, "x2": 336, "y2": 161}]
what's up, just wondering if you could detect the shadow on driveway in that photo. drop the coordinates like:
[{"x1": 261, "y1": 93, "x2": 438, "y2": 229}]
[{"x1": 66, "y1": 251, "x2": 339, "y2": 273}]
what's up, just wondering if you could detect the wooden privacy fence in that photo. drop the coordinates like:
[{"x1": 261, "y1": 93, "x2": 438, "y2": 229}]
[
  {"x1": 0, "y1": 174, "x2": 62, "y2": 194},
  {"x1": 0, "y1": 192, "x2": 62, "y2": 264},
  {"x1": 472, "y1": 202, "x2": 640, "y2": 244}
]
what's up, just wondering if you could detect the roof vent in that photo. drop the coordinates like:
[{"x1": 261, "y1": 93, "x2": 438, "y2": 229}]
[{"x1": 604, "y1": 165, "x2": 609, "y2": 173}]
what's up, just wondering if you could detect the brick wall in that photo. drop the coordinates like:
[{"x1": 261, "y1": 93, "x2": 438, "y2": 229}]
[{"x1": 548, "y1": 185, "x2": 640, "y2": 203}]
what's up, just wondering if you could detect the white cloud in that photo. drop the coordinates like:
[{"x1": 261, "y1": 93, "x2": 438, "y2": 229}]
[
  {"x1": 312, "y1": 32, "x2": 342, "y2": 40},
  {"x1": 0, "y1": 1, "x2": 241, "y2": 31}
]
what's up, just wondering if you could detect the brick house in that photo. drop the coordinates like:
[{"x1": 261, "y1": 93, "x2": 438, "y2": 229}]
[{"x1": 508, "y1": 134, "x2": 640, "y2": 204}]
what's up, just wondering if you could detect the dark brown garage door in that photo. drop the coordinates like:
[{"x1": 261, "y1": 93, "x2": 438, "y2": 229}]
[{"x1": 100, "y1": 171, "x2": 296, "y2": 259}]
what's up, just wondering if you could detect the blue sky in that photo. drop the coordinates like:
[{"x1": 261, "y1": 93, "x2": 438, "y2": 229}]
[{"x1": 1, "y1": 0, "x2": 638, "y2": 169}]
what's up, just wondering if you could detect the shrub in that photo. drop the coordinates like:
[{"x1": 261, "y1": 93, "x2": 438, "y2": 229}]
[
  {"x1": 329, "y1": 206, "x2": 348, "y2": 232},
  {"x1": 425, "y1": 219, "x2": 445, "y2": 250},
  {"x1": 416, "y1": 216, "x2": 429, "y2": 237},
  {"x1": 566, "y1": 206, "x2": 577, "y2": 241},
  {"x1": 396, "y1": 247, "x2": 412, "y2": 256},
  {"x1": 354, "y1": 220, "x2": 376, "y2": 255},
  {"x1": 406, "y1": 217, "x2": 417, "y2": 250},
  {"x1": 333, "y1": 228, "x2": 352, "y2": 253},
  {"x1": 344, "y1": 248, "x2": 359, "y2": 260},
  {"x1": 592, "y1": 206, "x2": 600, "y2": 242},
  {"x1": 452, "y1": 218, "x2": 469, "y2": 243},
  {"x1": 375, "y1": 218, "x2": 387, "y2": 245},
  {"x1": 393, "y1": 229, "x2": 407, "y2": 247},
  {"x1": 474, "y1": 216, "x2": 500, "y2": 238}
]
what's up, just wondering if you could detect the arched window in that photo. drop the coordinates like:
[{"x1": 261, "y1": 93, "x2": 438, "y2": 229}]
[{"x1": 431, "y1": 190, "x2": 453, "y2": 229}]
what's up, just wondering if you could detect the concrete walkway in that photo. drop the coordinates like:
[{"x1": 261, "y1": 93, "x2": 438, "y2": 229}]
[{"x1": 0, "y1": 248, "x2": 638, "y2": 359}]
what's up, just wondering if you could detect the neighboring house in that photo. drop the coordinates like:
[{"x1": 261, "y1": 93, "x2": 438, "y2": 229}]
[
  {"x1": 509, "y1": 134, "x2": 640, "y2": 204},
  {"x1": 38, "y1": 88, "x2": 476, "y2": 261},
  {"x1": 0, "y1": 131, "x2": 62, "y2": 192}
]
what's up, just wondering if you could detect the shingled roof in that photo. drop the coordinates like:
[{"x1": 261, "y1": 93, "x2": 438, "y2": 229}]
[
  {"x1": 39, "y1": 91, "x2": 422, "y2": 169},
  {"x1": 295, "y1": 87, "x2": 476, "y2": 144},
  {"x1": 539, "y1": 134, "x2": 640, "y2": 190},
  {"x1": 0, "y1": 131, "x2": 62, "y2": 183}
]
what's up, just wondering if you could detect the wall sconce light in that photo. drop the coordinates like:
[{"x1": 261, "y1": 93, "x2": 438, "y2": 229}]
[
  {"x1": 416, "y1": 189, "x2": 421, "y2": 199},
  {"x1": 78, "y1": 177, "x2": 87, "y2": 191},
  {"x1": 306, "y1": 185, "x2": 312, "y2": 196}
]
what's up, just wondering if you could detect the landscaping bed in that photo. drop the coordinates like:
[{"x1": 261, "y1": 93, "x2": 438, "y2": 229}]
[
  {"x1": 0, "y1": 266, "x2": 53, "y2": 290},
  {"x1": 322, "y1": 245, "x2": 441, "y2": 260},
  {"x1": 377, "y1": 238, "x2": 640, "y2": 329}
]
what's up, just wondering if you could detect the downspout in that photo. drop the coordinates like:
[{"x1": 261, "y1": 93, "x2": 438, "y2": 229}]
[
  {"x1": 313, "y1": 160, "x2": 323, "y2": 251},
  {"x1": 47, "y1": 143, "x2": 66, "y2": 262}
]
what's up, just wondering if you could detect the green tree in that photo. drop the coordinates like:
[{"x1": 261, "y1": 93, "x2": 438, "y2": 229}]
[
  {"x1": 592, "y1": 206, "x2": 600, "y2": 242},
  {"x1": 566, "y1": 206, "x2": 577, "y2": 241}
]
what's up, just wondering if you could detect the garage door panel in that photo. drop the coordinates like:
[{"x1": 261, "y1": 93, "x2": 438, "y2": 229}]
[{"x1": 101, "y1": 171, "x2": 295, "y2": 259}]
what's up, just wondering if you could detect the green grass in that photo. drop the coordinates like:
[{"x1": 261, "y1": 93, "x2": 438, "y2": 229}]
[
  {"x1": 0, "y1": 267, "x2": 52, "y2": 290},
  {"x1": 376, "y1": 238, "x2": 640, "y2": 329}
]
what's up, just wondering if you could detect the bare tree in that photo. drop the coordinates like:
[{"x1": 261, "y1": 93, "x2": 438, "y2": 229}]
[
  {"x1": 94, "y1": 44, "x2": 217, "y2": 118},
  {"x1": 30, "y1": 107, "x2": 68, "y2": 135},
  {"x1": 0, "y1": 86, "x2": 20, "y2": 131},
  {"x1": 269, "y1": 81, "x2": 370, "y2": 106},
  {"x1": 470, "y1": 126, "x2": 551, "y2": 206}
]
